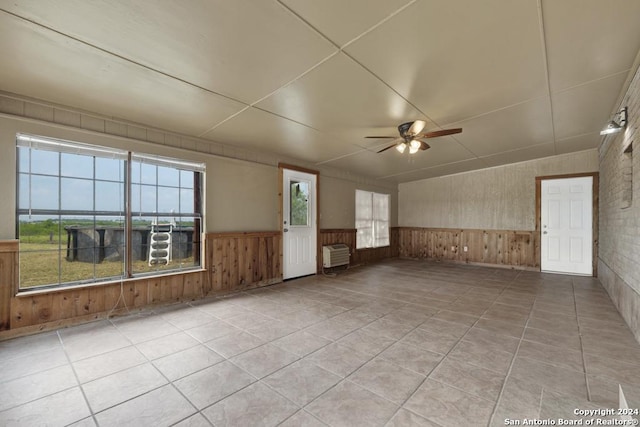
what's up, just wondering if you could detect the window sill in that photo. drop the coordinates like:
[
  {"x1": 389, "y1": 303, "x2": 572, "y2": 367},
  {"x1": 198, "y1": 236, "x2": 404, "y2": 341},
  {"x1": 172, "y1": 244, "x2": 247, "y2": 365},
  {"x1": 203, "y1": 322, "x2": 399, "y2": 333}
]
[
  {"x1": 15, "y1": 267, "x2": 207, "y2": 298},
  {"x1": 355, "y1": 245, "x2": 390, "y2": 251}
]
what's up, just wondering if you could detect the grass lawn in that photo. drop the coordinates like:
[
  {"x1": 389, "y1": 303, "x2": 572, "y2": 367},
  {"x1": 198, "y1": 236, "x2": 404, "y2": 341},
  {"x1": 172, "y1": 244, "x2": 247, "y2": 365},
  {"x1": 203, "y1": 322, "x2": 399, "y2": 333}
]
[{"x1": 20, "y1": 242, "x2": 195, "y2": 288}]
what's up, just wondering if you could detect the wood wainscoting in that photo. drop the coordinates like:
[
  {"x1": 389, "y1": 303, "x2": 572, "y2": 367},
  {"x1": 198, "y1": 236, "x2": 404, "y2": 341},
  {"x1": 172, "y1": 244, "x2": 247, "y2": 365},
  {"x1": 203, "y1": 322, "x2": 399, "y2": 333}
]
[
  {"x1": 206, "y1": 231, "x2": 282, "y2": 292},
  {"x1": 318, "y1": 228, "x2": 399, "y2": 272},
  {"x1": 397, "y1": 227, "x2": 537, "y2": 269}
]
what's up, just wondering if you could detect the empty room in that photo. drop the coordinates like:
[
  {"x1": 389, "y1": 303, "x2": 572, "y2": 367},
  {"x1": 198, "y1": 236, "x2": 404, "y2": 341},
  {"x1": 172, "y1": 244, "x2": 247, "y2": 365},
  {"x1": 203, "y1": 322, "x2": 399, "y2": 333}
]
[{"x1": 1, "y1": 1, "x2": 640, "y2": 426}]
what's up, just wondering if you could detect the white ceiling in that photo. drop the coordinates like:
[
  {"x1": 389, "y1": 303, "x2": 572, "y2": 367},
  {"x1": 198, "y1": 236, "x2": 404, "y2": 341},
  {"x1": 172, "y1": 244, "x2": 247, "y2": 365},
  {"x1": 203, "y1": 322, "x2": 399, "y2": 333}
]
[{"x1": 1, "y1": 0, "x2": 639, "y2": 183}]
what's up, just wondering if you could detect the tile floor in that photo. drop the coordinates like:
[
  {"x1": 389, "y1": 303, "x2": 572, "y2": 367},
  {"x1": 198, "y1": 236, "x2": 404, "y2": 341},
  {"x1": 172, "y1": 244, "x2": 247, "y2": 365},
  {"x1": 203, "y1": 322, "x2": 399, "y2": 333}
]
[{"x1": 1, "y1": 259, "x2": 640, "y2": 426}]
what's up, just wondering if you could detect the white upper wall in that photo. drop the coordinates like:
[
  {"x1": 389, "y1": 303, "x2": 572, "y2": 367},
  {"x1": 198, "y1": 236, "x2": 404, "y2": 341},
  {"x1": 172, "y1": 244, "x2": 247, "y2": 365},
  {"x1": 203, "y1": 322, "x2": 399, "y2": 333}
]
[{"x1": 399, "y1": 149, "x2": 599, "y2": 231}]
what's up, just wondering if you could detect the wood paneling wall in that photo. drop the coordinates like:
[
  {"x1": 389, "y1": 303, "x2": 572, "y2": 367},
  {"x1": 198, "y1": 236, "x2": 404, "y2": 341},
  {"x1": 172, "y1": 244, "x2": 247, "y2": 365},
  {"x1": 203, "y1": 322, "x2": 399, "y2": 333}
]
[
  {"x1": 318, "y1": 228, "x2": 399, "y2": 272},
  {"x1": 0, "y1": 240, "x2": 19, "y2": 330},
  {"x1": 397, "y1": 227, "x2": 536, "y2": 268},
  {"x1": 206, "y1": 231, "x2": 282, "y2": 292}
]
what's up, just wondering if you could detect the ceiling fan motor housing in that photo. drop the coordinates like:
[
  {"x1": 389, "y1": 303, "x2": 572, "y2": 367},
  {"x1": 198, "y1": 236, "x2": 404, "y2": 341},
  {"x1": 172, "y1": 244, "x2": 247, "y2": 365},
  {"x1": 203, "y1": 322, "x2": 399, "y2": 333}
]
[{"x1": 398, "y1": 122, "x2": 414, "y2": 141}]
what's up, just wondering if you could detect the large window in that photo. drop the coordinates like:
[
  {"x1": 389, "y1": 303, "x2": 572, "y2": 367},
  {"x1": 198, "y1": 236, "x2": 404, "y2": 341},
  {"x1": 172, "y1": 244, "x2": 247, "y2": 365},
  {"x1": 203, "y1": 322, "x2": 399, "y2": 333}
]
[
  {"x1": 16, "y1": 134, "x2": 204, "y2": 290},
  {"x1": 356, "y1": 190, "x2": 389, "y2": 249}
]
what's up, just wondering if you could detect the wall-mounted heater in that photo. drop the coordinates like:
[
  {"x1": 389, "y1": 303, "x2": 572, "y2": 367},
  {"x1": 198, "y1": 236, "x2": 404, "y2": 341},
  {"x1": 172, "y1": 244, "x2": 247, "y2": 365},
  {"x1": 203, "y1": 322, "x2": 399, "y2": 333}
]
[{"x1": 322, "y1": 244, "x2": 350, "y2": 268}]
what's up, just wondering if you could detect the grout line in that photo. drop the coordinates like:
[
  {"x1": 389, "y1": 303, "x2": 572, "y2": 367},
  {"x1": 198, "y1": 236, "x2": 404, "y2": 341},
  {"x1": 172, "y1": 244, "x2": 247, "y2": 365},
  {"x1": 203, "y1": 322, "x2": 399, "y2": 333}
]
[
  {"x1": 572, "y1": 278, "x2": 593, "y2": 402},
  {"x1": 55, "y1": 330, "x2": 100, "y2": 427}
]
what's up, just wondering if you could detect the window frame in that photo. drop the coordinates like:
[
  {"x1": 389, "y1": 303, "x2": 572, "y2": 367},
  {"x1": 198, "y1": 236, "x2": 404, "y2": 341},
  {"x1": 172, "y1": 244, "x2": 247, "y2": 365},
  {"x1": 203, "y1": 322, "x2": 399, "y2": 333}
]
[
  {"x1": 16, "y1": 133, "x2": 205, "y2": 291},
  {"x1": 355, "y1": 189, "x2": 390, "y2": 249}
]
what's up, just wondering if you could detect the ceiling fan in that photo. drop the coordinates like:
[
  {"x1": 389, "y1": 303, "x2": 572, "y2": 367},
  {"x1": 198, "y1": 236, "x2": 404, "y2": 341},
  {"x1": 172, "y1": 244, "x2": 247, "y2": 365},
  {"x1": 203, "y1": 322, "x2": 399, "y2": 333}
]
[{"x1": 367, "y1": 120, "x2": 462, "y2": 154}]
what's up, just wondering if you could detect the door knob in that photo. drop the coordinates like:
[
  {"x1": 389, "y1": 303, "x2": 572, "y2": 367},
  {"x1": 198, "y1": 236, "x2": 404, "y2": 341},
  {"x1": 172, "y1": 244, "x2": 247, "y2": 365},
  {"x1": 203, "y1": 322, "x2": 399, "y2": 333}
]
[
  {"x1": 284, "y1": 228, "x2": 289, "y2": 232},
  {"x1": 543, "y1": 231, "x2": 547, "y2": 234}
]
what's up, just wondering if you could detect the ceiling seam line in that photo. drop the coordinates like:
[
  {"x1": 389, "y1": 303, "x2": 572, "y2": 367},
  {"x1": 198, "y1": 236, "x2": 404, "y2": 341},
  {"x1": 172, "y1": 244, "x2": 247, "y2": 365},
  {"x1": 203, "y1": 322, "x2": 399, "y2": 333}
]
[
  {"x1": 536, "y1": 0, "x2": 558, "y2": 155},
  {"x1": 0, "y1": 9, "x2": 250, "y2": 109},
  {"x1": 551, "y1": 69, "x2": 631, "y2": 95},
  {"x1": 196, "y1": 51, "x2": 342, "y2": 137}
]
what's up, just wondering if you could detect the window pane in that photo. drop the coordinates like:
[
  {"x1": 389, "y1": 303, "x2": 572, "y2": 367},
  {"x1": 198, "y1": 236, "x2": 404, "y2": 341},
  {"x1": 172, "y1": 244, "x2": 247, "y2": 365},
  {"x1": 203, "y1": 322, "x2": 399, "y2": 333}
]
[
  {"x1": 180, "y1": 189, "x2": 195, "y2": 214},
  {"x1": 19, "y1": 214, "x2": 62, "y2": 288},
  {"x1": 158, "y1": 165, "x2": 179, "y2": 187},
  {"x1": 290, "y1": 180, "x2": 309, "y2": 226},
  {"x1": 140, "y1": 163, "x2": 156, "y2": 185},
  {"x1": 61, "y1": 153, "x2": 93, "y2": 179},
  {"x1": 180, "y1": 170, "x2": 195, "y2": 189},
  {"x1": 17, "y1": 146, "x2": 29, "y2": 173},
  {"x1": 96, "y1": 157, "x2": 124, "y2": 182},
  {"x1": 131, "y1": 162, "x2": 141, "y2": 184},
  {"x1": 96, "y1": 181, "x2": 124, "y2": 212},
  {"x1": 31, "y1": 149, "x2": 58, "y2": 175},
  {"x1": 140, "y1": 184, "x2": 157, "y2": 213},
  {"x1": 158, "y1": 187, "x2": 180, "y2": 214},
  {"x1": 31, "y1": 175, "x2": 59, "y2": 210},
  {"x1": 61, "y1": 178, "x2": 93, "y2": 211},
  {"x1": 18, "y1": 173, "x2": 30, "y2": 210}
]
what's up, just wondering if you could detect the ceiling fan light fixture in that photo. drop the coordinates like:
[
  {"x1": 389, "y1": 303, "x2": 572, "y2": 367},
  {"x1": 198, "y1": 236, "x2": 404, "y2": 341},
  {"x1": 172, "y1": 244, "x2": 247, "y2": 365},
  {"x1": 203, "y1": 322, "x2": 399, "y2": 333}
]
[
  {"x1": 409, "y1": 144, "x2": 420, "y2": 154},
  {"x1": 396, "y1": 142, "x2": 407, "y2": 153},
  {"x1": 409, "y1": 139, "x2": 421, "y2": 150}
]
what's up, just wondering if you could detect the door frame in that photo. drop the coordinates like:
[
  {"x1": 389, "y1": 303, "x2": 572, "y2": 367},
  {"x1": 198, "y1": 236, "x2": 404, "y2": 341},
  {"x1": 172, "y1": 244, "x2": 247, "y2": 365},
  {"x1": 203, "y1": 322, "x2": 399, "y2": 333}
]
[
  {"x1": 278, "y1": 163, "x2": 319, "y2": 279},
  {"x1": 535, "y1": 172, "x2": 599, "y2": 276}
]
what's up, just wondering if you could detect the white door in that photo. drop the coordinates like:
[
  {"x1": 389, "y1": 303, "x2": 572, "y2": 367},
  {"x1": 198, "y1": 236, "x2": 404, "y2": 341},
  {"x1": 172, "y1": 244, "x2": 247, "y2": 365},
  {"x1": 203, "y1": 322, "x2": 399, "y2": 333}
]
[
  {"x1": 283, "y1": 169, "x2": 317, "y2": 279},
  {"x1": 541, "y1": 176, "x2": 593, "y2": 275}
]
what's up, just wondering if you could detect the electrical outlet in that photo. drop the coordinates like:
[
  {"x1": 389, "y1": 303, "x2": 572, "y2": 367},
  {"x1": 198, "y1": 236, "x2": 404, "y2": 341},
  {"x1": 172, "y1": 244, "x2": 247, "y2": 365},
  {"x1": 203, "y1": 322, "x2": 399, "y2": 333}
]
[
  {"x1": 464, "y1": 246, "x2": 468, "y2": 252},
  {"x1": 451, "y1": 246, "x2": 455, "y2": 251}
]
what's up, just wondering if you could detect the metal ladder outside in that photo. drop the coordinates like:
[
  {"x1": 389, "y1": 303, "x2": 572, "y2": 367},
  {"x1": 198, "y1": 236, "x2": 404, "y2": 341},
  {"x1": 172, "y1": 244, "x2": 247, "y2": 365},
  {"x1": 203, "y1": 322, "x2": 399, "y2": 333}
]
[{"x1": 148, "y1": 219, "x2": 174, "y2": 266}]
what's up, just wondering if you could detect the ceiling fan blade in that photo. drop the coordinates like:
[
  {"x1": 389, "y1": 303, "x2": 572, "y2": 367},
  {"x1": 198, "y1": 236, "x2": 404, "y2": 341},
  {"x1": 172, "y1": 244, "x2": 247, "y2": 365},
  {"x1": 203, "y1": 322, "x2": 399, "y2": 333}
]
[
  {"x1": 419, "y1": 128, "x2": 463, "y2": 138},
  {"x1": 408, "y1": 120, "x2": 427, "y2": 135},
  {"x1": 365, "y1": 136, "x2": 396, "y2": 139},
  {"x1": 376, "y1": 137, "x2": 404, "y2": 153},
  {"x1": 377, "y1": 143, "x2": 398, "y2": 153},
  {"x1": 419, "y1": 141, "x2": 431, "y2": 150}
]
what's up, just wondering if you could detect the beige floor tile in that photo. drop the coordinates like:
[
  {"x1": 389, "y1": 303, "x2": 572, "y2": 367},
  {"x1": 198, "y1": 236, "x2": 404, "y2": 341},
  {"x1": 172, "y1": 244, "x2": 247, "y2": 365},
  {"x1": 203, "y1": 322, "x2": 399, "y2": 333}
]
[
  {"x1": 173, "y1": 361, "x2": 254, "y2": 410},
  {"x1": 430, "y1": 310, "x2": 479, "y2": 327},
  {"x1": 474, "y1": 318, "x2": 524, "y2": 338},
  {"x1": 378, "y1": 342, "x2": 443, "y2": 375},
  {"x1": 305, "y1": 318, "x2": 359, "y2": 341},
  {"x1": 304, "y1": 343, "x2": 372, "y2": 378},
  {"x1": 82, "y1": 363, "x2": 167, "y2": 412},
  {"x1": 0, "y1": 365, "x2": 78, "y2": 412},
  {"x1": 361, "y1": 317, "x2": 415, "y2": 340},
  {"x1": 510, "y1": 357, "x2": 587, "y2": 399},
  {"x1": 337, "y1": 329, "x2": 396, "y2": 356},
  {"x1": 201, "y1": 382, "x2": 298, "y2": 427},
  {"x1": 491, "y1": 376, "x2": 542, "y2": 424},
  {"x1": 0, "y1": 331, "x2": 62, "y2": 363},
  {"x1": 584, "y1": 353, "x2": 640, "y2": 385},
  {"x1": 152, "y1": 344, "x2": 225, "y2": 381},
  {"x1": 306, "y1": 381, "x2": 398, "y2": 427},
  {"x1": 183, "y1": 320, "x2": 242, "y2": 343},
  {"x1": 73, "y1": 346, "x2": 146, "y2": 383},
  {"x1": 517, "y1": 340, "x2": 584, "y2": 372},
  {"x1": 0, "y1": 345, "x2": 68, "y2": 383},
  {"x1": 112, "y1": 314, "x2": 181, "y2": 344},
  {"x1": 349, "y1": 358, "x2": 425, "y2": 404},
  {"x1": 522, "y1": 327, "x2": 581, "y2": 351},
  {"x1": 400, "y1": 328, "x2": 460, "y2": 355},
  {"x1": 135, "y1": 331, "x2": 200, "y2": 360},
  {"x1": 279, "y1": 410, "x2": 327, "y2": 427},
  {"x1": 172, "y1": 413, "x2": 213, "y2": 427},
  {"x1": 430, "y1": 358, "x2": 505, "y2": 402},
  {"x1": 404, "y1": 379, "x2": 494, "y2": 427},
  {"x1": 386, "y1": 409, "x2": 440, "y2": 426},
  {"x1": 245, "y1": 320, "x2": 300, "y2": 342},
  {"x1": 448, "y1": 340, "x2": 515, "y2": 375},
  {"x1": 94, "y1": 384, "x2": 195, "y2": 427},
  {"x1": 204, "y1": 331, "x2": 264, "y2": 358},
  {"x1": 230, "y1": 344, "x2": 299, "y2": 378},
  {"x1": 0, "y1": 387, "x2": 90, "y2": 427},
  {"x1": 461, "y1": 327, "x2": 520, "y2": 354},
  {"x1": 272, "y1": 330, "x2": 332, "y2": 357},
  {"x1": 264, "y1": 360, "x2": 341, "y2": 405}
]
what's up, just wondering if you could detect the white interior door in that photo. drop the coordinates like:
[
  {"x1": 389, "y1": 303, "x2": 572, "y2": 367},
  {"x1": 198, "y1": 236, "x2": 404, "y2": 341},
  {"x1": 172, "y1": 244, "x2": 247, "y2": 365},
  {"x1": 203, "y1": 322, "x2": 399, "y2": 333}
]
[
  {"x1": 283, "y1": 169, "x2": 317, "y2": 279},
  {"x1": 541, "y1": 176, "x2": 593, "y2": 275}
]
